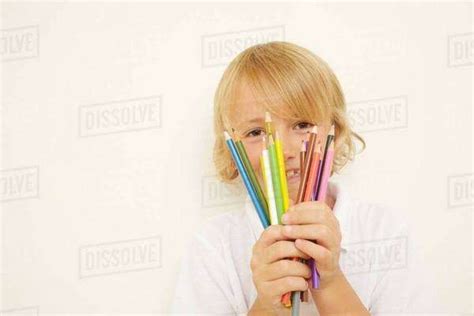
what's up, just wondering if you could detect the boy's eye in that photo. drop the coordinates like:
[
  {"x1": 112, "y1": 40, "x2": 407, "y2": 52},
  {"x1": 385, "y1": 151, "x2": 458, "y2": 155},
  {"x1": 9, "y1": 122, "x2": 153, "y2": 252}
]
[
  {"x1": 245, "y1": 128, "x2": 266, "y2": 138},
  {"x1": 294, "y1": 121, "x2": 314, "y2": 130}
]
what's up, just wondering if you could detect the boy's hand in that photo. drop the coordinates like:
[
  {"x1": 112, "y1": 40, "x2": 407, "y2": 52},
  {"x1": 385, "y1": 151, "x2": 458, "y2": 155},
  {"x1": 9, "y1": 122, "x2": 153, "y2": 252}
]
[
  {"x1": 249, "y1": 225, "x2": 311, "y2": 315},
  {"x1": 281, "y1": 201, "x2": 343, "y2": 290}
]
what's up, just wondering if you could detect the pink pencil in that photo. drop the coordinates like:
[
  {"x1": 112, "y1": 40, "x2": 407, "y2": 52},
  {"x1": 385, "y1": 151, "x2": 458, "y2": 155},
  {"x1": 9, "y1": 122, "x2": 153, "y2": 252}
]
[
  {"x1": 309, "y1": 140, "x2": 335, "y2": 288},
  {"x1": 316, "y1": 141, "x2": 334, "y2": 202}
]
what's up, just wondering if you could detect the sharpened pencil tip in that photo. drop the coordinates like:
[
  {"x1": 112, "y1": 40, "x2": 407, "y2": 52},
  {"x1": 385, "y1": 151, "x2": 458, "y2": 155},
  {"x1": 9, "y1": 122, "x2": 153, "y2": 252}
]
[
  {"x1": 265, "y1": 111, "x2": 272, "y2": 122},
  {"x1": 224, "y1": 131, "x2": 231, "y2": 140},
  {"x1": 300, "y1": 140, "x2": 306, "y2": 151},
  {"x1": 329, "y1": 125, "x2": 335, "y2": 135},
  {"x1": 311, "y1": 126, "x2": 317, "y2": 133}
]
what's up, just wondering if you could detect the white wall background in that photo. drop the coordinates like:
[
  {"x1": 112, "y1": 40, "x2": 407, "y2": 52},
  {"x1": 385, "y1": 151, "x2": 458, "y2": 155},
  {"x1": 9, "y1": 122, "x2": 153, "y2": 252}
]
[{"x1": 0, "y1": 1, "x2": 472, "y2": 315}]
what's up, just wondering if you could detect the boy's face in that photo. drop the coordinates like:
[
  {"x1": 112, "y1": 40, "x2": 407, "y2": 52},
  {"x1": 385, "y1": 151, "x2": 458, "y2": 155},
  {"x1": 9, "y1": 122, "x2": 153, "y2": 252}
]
[{"x1": 229, "y1": 83, "x2": 315, "y2": 202}]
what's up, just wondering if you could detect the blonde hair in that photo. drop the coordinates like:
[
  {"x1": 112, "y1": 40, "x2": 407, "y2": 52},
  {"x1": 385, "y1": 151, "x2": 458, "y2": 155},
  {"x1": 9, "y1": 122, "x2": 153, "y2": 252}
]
[{"x1": 213, "y1": 41, "x2": 365, "y2": 184}]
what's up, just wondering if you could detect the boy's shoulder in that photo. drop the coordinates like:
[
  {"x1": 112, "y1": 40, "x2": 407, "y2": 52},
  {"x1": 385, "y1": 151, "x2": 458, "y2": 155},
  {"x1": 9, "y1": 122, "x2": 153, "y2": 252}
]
[{"x1": 342, "y1": 193, "x2": 409, "y2": 245}]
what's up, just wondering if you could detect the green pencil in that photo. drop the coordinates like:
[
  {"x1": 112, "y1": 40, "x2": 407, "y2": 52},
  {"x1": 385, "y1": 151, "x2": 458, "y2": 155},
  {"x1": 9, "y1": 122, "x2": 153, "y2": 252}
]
[
  {"x1": 268, "y1": 135, "x2": 284, "y2": 223},
  {"x1": 235, "y1": 137, "x2": 269, "y2": 221}
]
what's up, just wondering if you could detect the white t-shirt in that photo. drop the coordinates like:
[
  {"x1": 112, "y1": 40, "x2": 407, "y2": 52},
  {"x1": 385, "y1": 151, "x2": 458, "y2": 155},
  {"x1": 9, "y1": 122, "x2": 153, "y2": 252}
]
[{"x1": 171, "y1": 181, "x2": 414, "y2": 315}]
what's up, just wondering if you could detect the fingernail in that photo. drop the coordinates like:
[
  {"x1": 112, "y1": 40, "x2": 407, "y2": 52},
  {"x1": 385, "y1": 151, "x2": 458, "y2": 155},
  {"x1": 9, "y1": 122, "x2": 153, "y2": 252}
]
[{"x1": 282, "y1": 213, "x2": 289, "y2": 223}]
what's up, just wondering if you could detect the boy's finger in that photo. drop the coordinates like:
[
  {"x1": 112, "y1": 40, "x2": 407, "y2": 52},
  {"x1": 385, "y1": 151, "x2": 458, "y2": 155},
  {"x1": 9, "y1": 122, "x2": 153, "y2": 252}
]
[
  {"x1": 282, "y1": 207, "x2": 337, "y2": 230},
  {"x1": 262, "y1": 259, "x2": 312, "y2": 281},
  {"x1": 255, "y1": 225, "x2": 288, "y2": 251},
  {"x1": 263, "y1": 240, "x2": 311, "y2": 263},
  {"x1": 282, "y1": 224, "x2": 339, "y2": 252}
]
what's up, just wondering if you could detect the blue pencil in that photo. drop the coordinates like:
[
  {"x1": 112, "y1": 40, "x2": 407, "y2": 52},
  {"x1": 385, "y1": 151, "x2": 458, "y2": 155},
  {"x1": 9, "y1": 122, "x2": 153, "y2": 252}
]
[{"x1": 224, "y1": 131, "x2": 270, "y2": 228}]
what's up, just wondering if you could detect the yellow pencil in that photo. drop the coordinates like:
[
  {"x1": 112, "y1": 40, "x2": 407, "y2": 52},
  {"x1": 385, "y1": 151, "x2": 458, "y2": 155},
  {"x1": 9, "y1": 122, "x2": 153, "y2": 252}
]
[
  {"x1": 265, "y1": 111, "x2": 273, "y2": 136},
  {"x1": 260, "y1": 155, "x2": 267, "y2": 197},
  {"x1": 260, "y1": 155, "x2": 270, "y2": 220},
  {"x1": 262, "y1": 136, "x2": 279, "y2": 225},
  {"x1": 275, "y1": 131, "x2": 289, "y2": 212}
]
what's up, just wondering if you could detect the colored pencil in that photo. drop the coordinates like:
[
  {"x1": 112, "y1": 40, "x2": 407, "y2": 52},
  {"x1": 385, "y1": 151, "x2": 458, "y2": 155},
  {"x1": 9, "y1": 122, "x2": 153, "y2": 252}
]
[
  {"x1": 308, "y1": 126, "x2": 336, "y2": 288},
  {"x1": 290, "y1": 126, "x2": 336, "y2": 311},
  {"x1": 299, "y1": 140, "x2": 306, "y2": 176},
  {"x1": 303, "y1": 142, "x2": 321, "y2": 201},
  {"x1": 315, "y1": 125, "x2": 335, "y2": 200},
  {"x1": 268, "y1": 135, "x2": 284, "y2": 223},
  {"x1": 265, "y1": 112, "x2": 274, "y2": 136},
  {"x1": 224, "y1": 131, "x2": 269, "y2": 228},
  {"x1": 282, "y1": 127, "x2": 318, "y2": 308},
  {"x1": 234, "y1": 133, "x2": 269, "y2": 220},
  {"x1": 295, "y1": 126, "x2": 318, "y2": 203},
  {"x1": 261, "y1": 137, "x2": 279, "y2": 225},
  {"x1": 317, "y1": 139, "x2": 335, "y2": 203},
  {"x1": 275, "y1": 131, "x2": 290, "y2": 213},
  {"x1": 309, "y1": 139, "x2": 335, "y2": 288},
  {"x1": 260, "y1": 156, "x2": 267, "y2": 197},
  {"x1": 312, "y1": 158, "x2": 323, "y2": 200}
]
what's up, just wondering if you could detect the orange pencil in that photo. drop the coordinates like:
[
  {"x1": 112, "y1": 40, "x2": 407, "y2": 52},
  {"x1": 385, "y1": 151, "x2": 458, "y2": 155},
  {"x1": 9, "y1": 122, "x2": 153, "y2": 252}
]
[{"x1": 303, "y1": 142, "x2": 321, "y2": 201}]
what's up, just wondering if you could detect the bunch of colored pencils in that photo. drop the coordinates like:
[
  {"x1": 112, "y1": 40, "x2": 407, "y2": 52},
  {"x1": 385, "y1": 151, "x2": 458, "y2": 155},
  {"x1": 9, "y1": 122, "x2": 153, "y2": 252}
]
[
  {"x1": 223, "y1": 112, "x2": 289, "y2": 228},
  {"x1": 282, "y1": 124, "x2": 335, "y2": 316},
  {"x1": 223, "y1": 113, "x2": 336, "y2": 316}
]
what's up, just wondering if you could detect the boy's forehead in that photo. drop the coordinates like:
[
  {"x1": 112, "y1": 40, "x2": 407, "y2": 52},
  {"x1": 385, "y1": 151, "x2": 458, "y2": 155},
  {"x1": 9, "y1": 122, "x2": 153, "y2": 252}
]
[
  {"x1": 228, "y1": 80, "x2": 289, "y2": 128},
  {"x1": 229, "y1": 82, "x2": 265, "y2": 125},
  {"x1": 229, "y1": 100, "x2": 265, "y2": 129}
]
